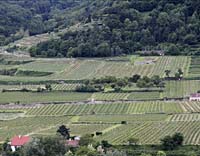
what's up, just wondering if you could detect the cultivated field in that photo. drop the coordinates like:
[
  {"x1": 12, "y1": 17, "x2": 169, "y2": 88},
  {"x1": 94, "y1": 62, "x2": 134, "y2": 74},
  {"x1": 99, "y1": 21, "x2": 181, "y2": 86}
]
[{"x1": 0, "y1": 54, "x2": 200, "y2": 146}]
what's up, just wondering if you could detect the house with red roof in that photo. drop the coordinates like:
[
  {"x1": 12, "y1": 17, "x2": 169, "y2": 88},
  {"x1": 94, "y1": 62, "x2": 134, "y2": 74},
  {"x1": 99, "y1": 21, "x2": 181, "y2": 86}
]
[
  {"x1": 66, "y1": 136, "x2": 80, "y2": 147},
  {"x1": 10, "y1": 135, "x2": 31, "y2": 152},
  {"x1": 190, "y1": 93, "x2": 200, "y2": 101}
]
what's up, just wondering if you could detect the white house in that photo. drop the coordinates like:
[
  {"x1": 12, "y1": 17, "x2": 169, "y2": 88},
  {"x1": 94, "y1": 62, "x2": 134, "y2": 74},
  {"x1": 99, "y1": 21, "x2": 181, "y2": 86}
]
[{"x1": 189, "y1": 93, "x2": 200, "y2": 101}]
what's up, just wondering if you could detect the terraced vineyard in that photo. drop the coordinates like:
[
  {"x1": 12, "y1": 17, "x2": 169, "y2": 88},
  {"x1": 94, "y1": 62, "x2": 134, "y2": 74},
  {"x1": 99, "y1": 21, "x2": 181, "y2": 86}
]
[
  {"x1": 168, "y1": 114, "x2": 200, "y2": 121},
  {"x1": 98, "y1": 121, "x2": 200, "y2": 145},
  {"x1": 91, "y1": 93, "x2": 129, "y2": 101},
  {"x1": 0, "y1": 116, "x2": 72, "y2": 141},
  {"x1": 128, "y1": 92, "x2": 161, "y2": 100},
  {"x1": 189, "y1": 57, "x2": 200, "y2": 78},
  {"x1": 0, "y1": 92, "x2": 91, "y2": 104},
  {"x1": 78, "y1": 114, "x2": 168, "y2": 123},
  {"x1": 164, "y1": 80, "x2": 200, "y2": 98},
  {"x1": 25, "y1": 102, "x2": 183, "y2": 116},
  {"x1": 0, "y1": 56, "x2": 191, "y2": 82},
  {"x1": 0, "y1": 54, "x2": 200, "y2": 146}
]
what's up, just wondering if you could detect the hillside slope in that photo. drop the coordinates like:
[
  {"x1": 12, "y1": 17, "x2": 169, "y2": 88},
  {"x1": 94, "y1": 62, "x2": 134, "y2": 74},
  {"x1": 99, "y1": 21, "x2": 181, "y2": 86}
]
[
  {"x1": 0, "y1": 0, "x2": 89, "y2": 45},
  {"x1": 30, "y1": 0, "x2": 200, "y2": 57}
]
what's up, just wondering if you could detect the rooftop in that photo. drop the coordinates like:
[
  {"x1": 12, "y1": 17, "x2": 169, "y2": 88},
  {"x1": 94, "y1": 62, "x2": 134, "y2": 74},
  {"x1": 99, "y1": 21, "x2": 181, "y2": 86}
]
[
  {"x1": 190, "y1": 93, "x2": 200, "y2": 98},
  {"x1": 11, "y1": 135, "x2": 30, "y2": 146}
]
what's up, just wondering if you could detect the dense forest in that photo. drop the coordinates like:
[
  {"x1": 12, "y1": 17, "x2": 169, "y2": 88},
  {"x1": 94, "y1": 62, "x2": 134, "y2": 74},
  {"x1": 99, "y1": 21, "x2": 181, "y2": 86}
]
[
  {"x1": 0, "y1": 0, "x2": 88, "y2": 45},
  {"x1": 0, "y1": 0, "x2": 199, "y2": 57},
  {"x1": 30, "y1": 0, "x2": 200, "y2": 57}
]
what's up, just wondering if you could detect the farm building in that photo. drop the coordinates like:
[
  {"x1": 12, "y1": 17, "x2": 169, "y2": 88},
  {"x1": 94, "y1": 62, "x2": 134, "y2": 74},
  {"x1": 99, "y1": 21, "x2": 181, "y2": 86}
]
[
  {"x1": 189, "y1": 93, "x2": 200, "y2": 101},
  {"x1": 10, "y1": 135, "x2": 31, "y2": 152}
]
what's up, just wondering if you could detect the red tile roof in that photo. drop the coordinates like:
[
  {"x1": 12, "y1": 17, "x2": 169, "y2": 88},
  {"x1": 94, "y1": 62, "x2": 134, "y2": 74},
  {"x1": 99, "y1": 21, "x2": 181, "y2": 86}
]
[
  {"x1": 11, "y1": 136, "x2": 30, "y2": 146},
  {"x1": 66, "y1": 140, "x2": 79, "y2": 147}
]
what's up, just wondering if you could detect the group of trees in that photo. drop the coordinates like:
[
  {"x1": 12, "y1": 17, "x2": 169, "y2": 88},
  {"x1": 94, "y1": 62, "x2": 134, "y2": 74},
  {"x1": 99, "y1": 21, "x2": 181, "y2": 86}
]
[
  {"x1": 136, "y1": 75, "x2": 165, "y2": 88},
  {"x1": 30, "y1": 0, "x2": 200, "y2": 58},
  {"x1": 165, "y1": 69, "x2": 184, "y2": 80},
  {"x1": 0, "y1": 0, "x2": 85, "y2": 45},
  {"x1": 76, "y1": 76, "x2": 130, "y2": 92},
  {"x1": 161, "y1": 133, "x2": 184, "y2": 150},
  {"x1": 76, "y1": 75, "x2": 164, "y2": 93}
]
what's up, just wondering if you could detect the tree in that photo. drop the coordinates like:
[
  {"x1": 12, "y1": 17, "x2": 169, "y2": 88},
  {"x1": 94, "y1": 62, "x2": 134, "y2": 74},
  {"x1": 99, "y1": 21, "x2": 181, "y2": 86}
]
[
  {"x1": 101, "y1": 140, "x2": 111, "y2": 148},
  {"x1": 156, "y1": 151, "x2": 166, "y2": 156},
  {"x1": 164, "y1": 70, "x2": 171, "y2": 78},
  {"x1": 173, "y1": 133, "x2": 184, "y2": 146},
  {"x1": 167, "y1": 44, "x2": 180, "y2": 55},
  {"x1": 175, "y1": 72, "x2": 182, "y2": 80},
  {"x1": 57, "y1": 125, "x2": 70, "y2": 139},
  {"x1": 140, "y1": 153, "x2": 152, "y2": 156},
  {"x1": 45, "y1": 84, "x2": 52, "y2": 91},
  {"x1": 151, "y1": 75, "x2": 162, "y2": 86},
  {"x1": 161, "y1": 133, "x2": 184, "y2": 150},
  {"x1": 160, "y1": 135, "x2": 174, "y2": 150},
  {"x1": 75, "y1": 146, "x2": 98, "y2": 156},
  {"x1": 178, "y1": 69, "x2": 183, "y2": 77},
  {"x1": 23, "y1": 137, "x2": 66, "y2": 156},
  {"x1": 130, "y1": 74, "x2": 141, "y2": 83}
]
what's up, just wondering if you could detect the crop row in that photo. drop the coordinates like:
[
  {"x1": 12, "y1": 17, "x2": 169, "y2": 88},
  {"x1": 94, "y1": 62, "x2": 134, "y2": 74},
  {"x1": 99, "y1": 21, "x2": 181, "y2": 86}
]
[
  {"x1": 169, "y1": 114, "x2": 200, "y2": 121},
  {"x1": 98, "y1": 121, "x2": 200, "y2": 145},
  {"x1": 25, "y1": 102, "x2": 184, "y2": 116}
]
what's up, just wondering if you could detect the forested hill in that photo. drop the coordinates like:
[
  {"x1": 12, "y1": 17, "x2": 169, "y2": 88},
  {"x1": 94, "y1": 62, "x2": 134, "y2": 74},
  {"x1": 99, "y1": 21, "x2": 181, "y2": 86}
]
[
  {"x1": 0, "y1": 0, "x2": 88, "y2": 45},
  {"x1": 1, "y1": 0, "x2": 199, "y2": 57},
  {"x1": 30, "y1": 0, "x2": 200, "y2": 58}
]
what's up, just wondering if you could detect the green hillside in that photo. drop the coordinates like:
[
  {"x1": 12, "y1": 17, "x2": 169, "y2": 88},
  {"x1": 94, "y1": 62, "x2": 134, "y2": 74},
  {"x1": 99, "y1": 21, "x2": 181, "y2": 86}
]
[
  {"x1": 0, "y1": 0, "x2": 88, "y2": 45},
  {"x1": 29, "y1": 0, "x2": 200, "y2": 57}
]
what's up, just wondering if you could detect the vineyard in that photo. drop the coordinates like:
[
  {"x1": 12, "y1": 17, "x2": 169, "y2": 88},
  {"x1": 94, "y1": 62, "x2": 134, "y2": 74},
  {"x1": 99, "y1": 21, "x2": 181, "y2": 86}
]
[
  {"x1": 0, "y1": 55, "x2": 200, "y2": 146},
  {"x1": 188, "y1": 57, "x2": 200, "y2": 78},
  {"x1": 0, "y1": 116, "x2": 72, "y2": 141},
  {"x1": 168, "y1": 114, "x2": 200, "y2": 121},
  {"x1": 0, "y1": 92, "x2": 91, "y2": 104},
  {"x1": 25, "y1": 101, "x2": 184, "y2": 116},
  {"x1": 98, "y1": 121, "x2": 200, "y2": 145},
  {"x1": 164, "y1": 80, "x2": 200, "y2": 98}
]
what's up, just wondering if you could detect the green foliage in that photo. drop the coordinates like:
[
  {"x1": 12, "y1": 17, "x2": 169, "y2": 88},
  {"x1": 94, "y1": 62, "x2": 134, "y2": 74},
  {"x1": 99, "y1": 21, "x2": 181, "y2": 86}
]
[
  {"x1": 22, "y1": 137, "x2": 67, "y2": 156},
  {"x1": 161, "y1": 133, "x2": 184, "y2": 150},
  {"x1": 156, "y1": 151, "x2": 166, "y2": 156},
  {"x1": 136, "y1": 75, "x2": 164, "y2": 88},
  {"x1": 0, "y1": 0, "x2": 85, "y2": 45},
  {"x1": 57, "y1": 125, "x2": 70, "y2": 139},
  {"x1": 30, "y1": 0, "x2": 200, "y2": 57},
  {"x1": 79, "y1": 134, "x2": 95, "y2": 146}
]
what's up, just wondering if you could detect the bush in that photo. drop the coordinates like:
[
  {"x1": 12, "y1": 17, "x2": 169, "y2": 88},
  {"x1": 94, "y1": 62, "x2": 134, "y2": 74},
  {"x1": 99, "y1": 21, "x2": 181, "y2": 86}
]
[
  {"x1": 96, "y1": 132, "x2": 103, "y2": 136},
  {"x1": 121, "y1": 121, "x2": 127, "y2": 124}
]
